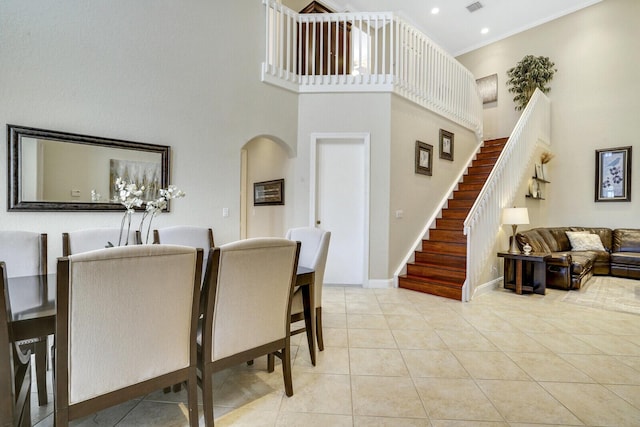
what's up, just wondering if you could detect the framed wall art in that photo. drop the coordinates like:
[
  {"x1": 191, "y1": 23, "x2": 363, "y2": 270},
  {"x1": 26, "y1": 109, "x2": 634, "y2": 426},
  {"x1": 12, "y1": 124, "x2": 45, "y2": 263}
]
[
  {"x1": 439, "y1": 129, "x2": 454, "y2": 161},
  {"x1": 254, "y1": 178, "x2": 285, "y2": 205},
  {"x1": 415, "y1": 141, "x2": 433, "y2": 176},
  {"x1": 476, "y1": 73, "x2": 498, "y2": 104},
  {"x1": 595, "y1": 146, "x2": 632, "y2": 202}
]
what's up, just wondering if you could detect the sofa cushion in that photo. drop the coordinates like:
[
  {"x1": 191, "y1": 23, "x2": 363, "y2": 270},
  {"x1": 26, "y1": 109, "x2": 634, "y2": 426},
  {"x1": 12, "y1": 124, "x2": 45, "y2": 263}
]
[
  {"x1": 613, "y1": 229, "x2": 640, "y2": 253},
  {"x1": 536, "y1": 228, "x2": 562, "y2": 252},
  {"x1": 611, "y1": 252, "x2": 640, "y2": 267},
  {"x1": 566, "y1": 232, "x2": 606, "y2": 252},
  {"x1": 548, "y1": 227, "x2": 572, "y2": 251},
  {"x1": 516, "y1": 229, "x2": 551, "y2": 253}
]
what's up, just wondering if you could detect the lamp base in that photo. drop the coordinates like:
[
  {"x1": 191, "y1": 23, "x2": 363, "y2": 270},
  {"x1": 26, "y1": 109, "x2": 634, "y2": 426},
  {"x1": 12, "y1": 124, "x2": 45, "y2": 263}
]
[{"x1": 508, "y1": 225, "x2": 521, "y2": 254}]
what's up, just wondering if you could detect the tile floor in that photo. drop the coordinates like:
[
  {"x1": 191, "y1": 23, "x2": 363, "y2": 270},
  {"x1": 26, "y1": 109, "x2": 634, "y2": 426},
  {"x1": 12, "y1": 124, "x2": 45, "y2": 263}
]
[{"x1": 32, "y1": 280, "x2": 640, "y2": 426}]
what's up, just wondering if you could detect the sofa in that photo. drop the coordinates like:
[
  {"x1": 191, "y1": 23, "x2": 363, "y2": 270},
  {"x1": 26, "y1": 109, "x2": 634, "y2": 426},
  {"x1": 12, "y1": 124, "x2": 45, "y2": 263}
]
[{"x1": 515, "y1": 227, "x2": 640, "y2": 290}]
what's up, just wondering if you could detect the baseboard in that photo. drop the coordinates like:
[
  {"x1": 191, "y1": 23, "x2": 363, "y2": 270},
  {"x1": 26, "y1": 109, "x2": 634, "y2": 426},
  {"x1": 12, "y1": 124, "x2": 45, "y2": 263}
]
[
  {"x1": 471, "y1": 277, "x2": 503, "y2": 299},
  {"x1": 366, "y1": 279, "x2": 394, "y2": 289}
]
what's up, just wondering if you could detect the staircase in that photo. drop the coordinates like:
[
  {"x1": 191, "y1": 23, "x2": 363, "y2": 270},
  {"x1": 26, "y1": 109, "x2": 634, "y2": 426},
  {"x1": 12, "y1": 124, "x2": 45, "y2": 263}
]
[{"x1": 398, "y1": 138, "x2": 508, "y2": 300}]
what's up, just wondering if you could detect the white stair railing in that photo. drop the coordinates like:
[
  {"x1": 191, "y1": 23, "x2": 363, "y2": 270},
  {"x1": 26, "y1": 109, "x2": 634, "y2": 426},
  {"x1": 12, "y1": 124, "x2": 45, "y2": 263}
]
[
  {"x1": 262, "y1": 0, "x2": 482, "y2": 137},
  {"x1": 462, "y1": 89, "x2": 551, "y2": 301}
]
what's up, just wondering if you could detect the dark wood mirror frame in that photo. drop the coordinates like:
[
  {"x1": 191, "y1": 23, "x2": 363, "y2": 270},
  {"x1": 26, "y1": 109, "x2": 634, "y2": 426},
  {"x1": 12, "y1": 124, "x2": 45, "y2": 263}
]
[{"x1": 7, "y1": 124, "x2": 170, "y2": 212}]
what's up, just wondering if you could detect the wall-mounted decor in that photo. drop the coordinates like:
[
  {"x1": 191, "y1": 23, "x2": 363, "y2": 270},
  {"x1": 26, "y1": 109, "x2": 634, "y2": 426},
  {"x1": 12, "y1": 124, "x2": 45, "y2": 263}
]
[
  {"x1": 415, "y1": 141, "x2": 433, "y2": 176},
  {"x1": 254, "y1": 179, "x2": 284, "y2": 205},
  {"x1": 595, "y1": 146, "x2": 632, "y2": 202},
  {"x1": 439, "y1": 129, "x2": 454, "y2": 161},
  {"x1": 476, "y1": 73, "x2": 498, "y2": 104},
  {"x1": 109, "y1": 159, "x2": 162, "y2": 202},
  {"x1": 7, "y1": 124, "x2": 170, "y2": 211}
]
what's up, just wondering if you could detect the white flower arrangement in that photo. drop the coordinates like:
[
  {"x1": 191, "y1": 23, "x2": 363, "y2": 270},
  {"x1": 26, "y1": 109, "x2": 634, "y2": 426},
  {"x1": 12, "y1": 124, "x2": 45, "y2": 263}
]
[
  {"x1": 109, "y1": 177, "x2": 185, "y2": 247},
  {"x1": 139, "y1": 185, "x2": 185, "y2": 244}
]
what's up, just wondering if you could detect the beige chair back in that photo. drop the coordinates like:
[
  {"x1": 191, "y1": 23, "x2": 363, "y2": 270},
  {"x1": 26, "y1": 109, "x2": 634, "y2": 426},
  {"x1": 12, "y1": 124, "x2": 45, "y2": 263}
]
[
  {"x1": 55, "y1": 244, "x2": 201, "y2": 426},
  {"x1": 285, "y1": 227, "x2": 331, "y2": 307},
  {"x1": 154, "y1": 226, "x2": 215, "y2": 279},
  {"x1": 0, "y1": 231, "x2": 47, "y2": 277},
  {"x1": 62, "y1": 227, "x2": 139, "y2": 256},
  {"x1": 202, "y1": 238, "x2": 299, "y2": 362}
]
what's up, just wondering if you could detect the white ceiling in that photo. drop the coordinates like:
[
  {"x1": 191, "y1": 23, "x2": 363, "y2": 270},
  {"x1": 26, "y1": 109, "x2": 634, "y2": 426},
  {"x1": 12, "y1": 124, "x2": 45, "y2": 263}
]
[{"x1": 323, "y1": 0, "x2": 602, "y2": 56}]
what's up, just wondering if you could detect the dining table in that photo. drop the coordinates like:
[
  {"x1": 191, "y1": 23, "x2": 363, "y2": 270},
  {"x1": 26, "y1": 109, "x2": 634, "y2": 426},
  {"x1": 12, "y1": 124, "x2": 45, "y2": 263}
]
[{"x1": 7, "y1": 266, "x2": 316, "y2": 367}]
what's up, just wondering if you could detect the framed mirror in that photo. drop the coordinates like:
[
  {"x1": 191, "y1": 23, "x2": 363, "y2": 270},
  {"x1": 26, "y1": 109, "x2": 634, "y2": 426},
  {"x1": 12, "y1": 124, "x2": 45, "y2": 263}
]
[{"x1": 7, "y1": 124, "x2": 170, "y2": 211}]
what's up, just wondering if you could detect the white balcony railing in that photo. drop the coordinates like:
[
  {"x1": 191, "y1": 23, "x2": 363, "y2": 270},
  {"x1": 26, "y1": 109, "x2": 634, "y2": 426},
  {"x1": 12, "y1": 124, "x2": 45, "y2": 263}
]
[
  {"x1": 462, "y1": 89, "x2": 551, "y2": 301},
  {"x1": 262, "y1": 0, "x2": 482, "y2": 136}
]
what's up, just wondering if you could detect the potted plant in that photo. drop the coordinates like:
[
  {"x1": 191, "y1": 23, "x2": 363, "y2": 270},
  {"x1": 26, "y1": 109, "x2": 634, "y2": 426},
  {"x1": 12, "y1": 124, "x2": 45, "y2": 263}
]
[{"x1": 506, "y1": 55, "x2": 557, "y2": 111}]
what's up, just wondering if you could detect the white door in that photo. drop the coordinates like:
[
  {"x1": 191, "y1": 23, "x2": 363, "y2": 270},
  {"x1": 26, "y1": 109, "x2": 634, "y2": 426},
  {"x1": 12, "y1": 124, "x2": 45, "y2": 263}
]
[{"x1": 312, "y1": 134, "x2": 369, "y2": 286}]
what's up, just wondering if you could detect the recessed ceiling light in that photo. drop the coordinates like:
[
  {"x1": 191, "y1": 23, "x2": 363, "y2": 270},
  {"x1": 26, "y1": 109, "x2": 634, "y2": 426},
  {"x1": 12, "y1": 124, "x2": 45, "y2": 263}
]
[
  {"x1": 481, "y1": 27, "x2": 490, "y2": 34},
  {"x1": 431, "y1": 7, "x2": 440, "y2": 15}
]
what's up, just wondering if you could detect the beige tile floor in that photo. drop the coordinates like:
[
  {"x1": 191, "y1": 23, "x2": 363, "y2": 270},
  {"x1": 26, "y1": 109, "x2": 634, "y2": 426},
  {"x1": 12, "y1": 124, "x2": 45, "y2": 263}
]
[{"x1": 32, "y1": 281, "x2": 640, "y2": 426}]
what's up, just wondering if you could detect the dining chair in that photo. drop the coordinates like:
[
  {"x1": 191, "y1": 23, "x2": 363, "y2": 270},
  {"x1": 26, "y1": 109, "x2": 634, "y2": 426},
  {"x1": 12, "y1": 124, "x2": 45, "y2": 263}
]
[
  {"x1": 0, "y1": 262, "x2": 32, "y2": 427},
  {"x1": 153, "y1": 225, "x2": 215, "y2": 393},
  {"x1": 62, "y1": 227, "x2": 139, "y2": 256},
  {"x1": 153, "y1": 226, "x2": 215, "y2": 282},
  {"x1": 54, "y1": 244, "x2": 203, "y2": 427},
  {"x1": 198, "y1": 238, "x2": 300, "y2": 427},
  {"x1": 0, "y1": 230, "x2": 49, "y2": 406},
  {"x1": 285, "y1": 227, "x2": 331, "y2": 351}
]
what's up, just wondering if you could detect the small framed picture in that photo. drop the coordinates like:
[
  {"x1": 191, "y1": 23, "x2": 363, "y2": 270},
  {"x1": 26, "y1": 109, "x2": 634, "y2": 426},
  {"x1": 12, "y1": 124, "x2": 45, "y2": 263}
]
[
  {"x1": 415, "y1": 141, "x2": 433, "y2": 176},
  {"x1": 439, "y1": 129, "x2": 454, "y2": 161},
  {"x1": 254, "y1": 179, "x2": 284, "y2": 205},
  {"x1": 595, "y1": 146, "x2": 632, "y2": 202},
  {"x1": 535, "y1": 163, "x2": 544, "y2": 180}
]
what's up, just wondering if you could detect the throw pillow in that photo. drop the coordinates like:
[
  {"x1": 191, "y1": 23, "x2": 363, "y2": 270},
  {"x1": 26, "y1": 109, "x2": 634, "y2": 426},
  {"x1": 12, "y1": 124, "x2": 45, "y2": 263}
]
[{"x1": 565, "y1": 231, "x2": 606, "y2": 251}]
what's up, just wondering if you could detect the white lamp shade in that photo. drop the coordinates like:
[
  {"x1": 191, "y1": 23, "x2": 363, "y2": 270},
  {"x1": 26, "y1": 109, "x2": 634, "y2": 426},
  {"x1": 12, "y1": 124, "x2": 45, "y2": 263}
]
[{"x1": 502, "y1": 207, "x2": 529, "y2": 225}]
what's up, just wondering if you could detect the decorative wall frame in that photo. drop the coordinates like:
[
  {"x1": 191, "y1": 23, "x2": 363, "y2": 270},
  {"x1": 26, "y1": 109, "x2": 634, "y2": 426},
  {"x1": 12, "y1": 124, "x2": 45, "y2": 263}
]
[
  {"x1": 415, "y1": 141, "x2": 433, "y2": 176},
  {"x1": 254, "y1": 178, "x2": 285, "y2": 205},
  {"x1": 595, "y1": 146, "x2": 632, "y2": 202},
  {"x1": 476, "y1": 73, "x2": 498, "y2": 104},
  {"x1": 439, "y1": 129, "x2": 454, "y2": 161}
]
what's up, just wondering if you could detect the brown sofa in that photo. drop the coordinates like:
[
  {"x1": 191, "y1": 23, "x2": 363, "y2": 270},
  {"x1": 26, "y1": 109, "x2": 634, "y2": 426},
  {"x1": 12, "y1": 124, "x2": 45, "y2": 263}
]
[{"x1": 515, "y1": 227, "x2": 640, "y2": 290}]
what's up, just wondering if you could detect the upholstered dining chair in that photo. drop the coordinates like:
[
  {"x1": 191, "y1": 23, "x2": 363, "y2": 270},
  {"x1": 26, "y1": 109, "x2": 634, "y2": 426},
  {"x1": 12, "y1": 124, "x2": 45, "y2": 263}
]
[
  {"x1": 54, "y1": 244, "x2": 202, "y2": 427},
  {"x1": 198, "y1": 238, "x2": 300, "y2": 427},
  {"x1": 0, "y1": 261, "x2": 32, "y2": 427},
  {"x1": 0, "y1": 230, "x2": 49, "y2": 406},
  {"x1": 62, "y1": 227, "x2": 139, "y2": 256},
  {"x1": 285, "y1": 227, "x2": 331, "y2": 352},
  {"x1": 153, "y1": 226, "x2": 215, "y2": 282}
]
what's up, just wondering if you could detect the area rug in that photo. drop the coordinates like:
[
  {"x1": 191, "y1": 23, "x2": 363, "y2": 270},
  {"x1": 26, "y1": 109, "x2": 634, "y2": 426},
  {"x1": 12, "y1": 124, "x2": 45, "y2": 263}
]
[{"x1": 562, "y1": 276, "x2": 640, "y2": 315}]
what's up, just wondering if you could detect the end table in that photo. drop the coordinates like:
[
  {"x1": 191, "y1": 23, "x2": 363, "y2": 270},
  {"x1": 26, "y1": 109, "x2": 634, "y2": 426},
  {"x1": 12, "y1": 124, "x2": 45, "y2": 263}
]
[{"x1": 497, "y1": 252, "x2": 550, "y2": 295}]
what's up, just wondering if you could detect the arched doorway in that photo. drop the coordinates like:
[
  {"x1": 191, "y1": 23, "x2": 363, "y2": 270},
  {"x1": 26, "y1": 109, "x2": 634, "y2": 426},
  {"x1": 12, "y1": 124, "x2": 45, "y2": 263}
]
[{"x1": 240, "y1": 135, "x2": 294, "y2": 239}]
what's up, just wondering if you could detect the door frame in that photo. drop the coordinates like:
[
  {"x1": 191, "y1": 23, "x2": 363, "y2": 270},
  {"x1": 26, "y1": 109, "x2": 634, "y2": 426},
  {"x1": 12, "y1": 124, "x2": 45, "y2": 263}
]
[{"x1": 309, "y1": 132, "x2": 370, "y2": 286}]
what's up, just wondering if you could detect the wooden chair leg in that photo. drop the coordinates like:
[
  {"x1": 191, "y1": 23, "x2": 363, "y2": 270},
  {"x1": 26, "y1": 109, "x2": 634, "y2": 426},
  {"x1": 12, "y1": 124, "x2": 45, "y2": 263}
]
[
  {"x1": 186, "y1": 370, "x2": 199, "y2": 427},
  {"x1": 267, "y1": 353, "x2": 275, "y2": 372},
  {"x1": 202, "y1": 367, "x2": 215, "y2": 427},
  {"x1": 316, "y1": 307, "x2": 324, "y2": 352},
  {"x1": 35, "y1": 338, "x2": 48, "y2": 405},
  {"x1": 282, "y1": 346, "x2": 293, "y2": 397}
]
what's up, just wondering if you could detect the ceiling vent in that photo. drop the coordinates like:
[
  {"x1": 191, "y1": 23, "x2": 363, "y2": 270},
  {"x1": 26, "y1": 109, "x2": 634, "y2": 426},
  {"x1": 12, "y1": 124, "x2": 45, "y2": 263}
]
[{"x1": 466, "y1": 2, "x2": 483, "y2": 13}]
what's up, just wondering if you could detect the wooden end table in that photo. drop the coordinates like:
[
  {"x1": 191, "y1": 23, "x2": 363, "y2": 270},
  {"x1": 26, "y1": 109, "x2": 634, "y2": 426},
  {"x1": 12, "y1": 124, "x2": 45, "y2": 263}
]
[{"x1": 497, "y1": 252, "x2": 550, "y2": 295}]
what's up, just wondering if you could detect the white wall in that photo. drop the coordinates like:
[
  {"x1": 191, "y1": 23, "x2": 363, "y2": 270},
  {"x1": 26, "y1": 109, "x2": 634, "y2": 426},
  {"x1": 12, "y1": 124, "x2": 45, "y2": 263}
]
[
  {"x1": 458, "y1": 0, "x2": 640, "y2": 229},
  {"x1": 0, "y1": 1, "x2": 299, "y2": 272},
  {"x1": 296, "y1": 92, "x2": 391, "y2": 280}
]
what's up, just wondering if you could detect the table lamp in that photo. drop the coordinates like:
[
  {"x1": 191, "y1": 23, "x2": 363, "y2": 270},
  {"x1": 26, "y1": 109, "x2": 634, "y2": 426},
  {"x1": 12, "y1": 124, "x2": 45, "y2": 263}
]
[{"x1": 502, "y1": 207, "x2": 529, "y2": 254}]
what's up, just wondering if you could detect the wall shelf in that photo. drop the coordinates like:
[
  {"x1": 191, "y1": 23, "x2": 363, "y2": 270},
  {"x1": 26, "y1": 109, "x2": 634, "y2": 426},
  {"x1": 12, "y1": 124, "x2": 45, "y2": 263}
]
[{"x1": 527, "y1": 175, "x2": 549, "y2": 200}]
